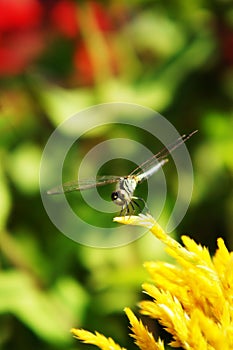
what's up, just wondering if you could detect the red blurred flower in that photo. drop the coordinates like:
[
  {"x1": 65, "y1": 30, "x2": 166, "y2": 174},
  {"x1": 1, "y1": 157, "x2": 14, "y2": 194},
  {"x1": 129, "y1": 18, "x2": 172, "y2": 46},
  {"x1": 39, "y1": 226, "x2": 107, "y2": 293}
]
[
  {"x1": 0, "y1": 32, "x2": 44, "y2": 76},
  {"x1": 72, "y1": 2, "x2": 118, "y2": 85},
  {"x1": 0, "y1": 0, "x2": 42, "y2": 31},
  {"x1": 50, "y1": 1, "x2": 114, "y2": 38},
  {"x1": 0, "y1": 0, "x2": 44, "y2": 76},
  {"x1": 73, "y1": 38, "x2": 119, "y2": 86},
  {"x1": 73, "y1": 43, "x2": 94, "y2": 85},
  {"x1": 50, "y1": 0, "x2": 79, "y2": 38},
  {"x1": 90, "y1": 2, "x2": 114, "y2": 32}
]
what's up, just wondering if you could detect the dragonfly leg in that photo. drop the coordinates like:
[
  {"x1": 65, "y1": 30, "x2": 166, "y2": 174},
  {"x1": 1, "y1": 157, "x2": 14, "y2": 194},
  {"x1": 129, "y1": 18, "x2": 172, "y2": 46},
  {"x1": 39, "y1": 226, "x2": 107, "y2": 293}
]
[
  {"x1": 120, "y1": 204, "x2": 129, "y2": 216},
  {"x1": 119, "y1": 198, "x2": 149, "y2": 216},
  {"x1": 124, "y1": 198, "x2": 145, "y2": 216},
  {"x1": 129, "y1": 201, "x2": 138, "y2": 215},
  {"x1": 131, "y1": 196, "x2": 150, "y2": 214},
  {"x1": 131, "y1": 199, "x2": 140, "y2": 213},
  {"x1": 119, "y1": 202, "x2": 132, "y2": 216}
]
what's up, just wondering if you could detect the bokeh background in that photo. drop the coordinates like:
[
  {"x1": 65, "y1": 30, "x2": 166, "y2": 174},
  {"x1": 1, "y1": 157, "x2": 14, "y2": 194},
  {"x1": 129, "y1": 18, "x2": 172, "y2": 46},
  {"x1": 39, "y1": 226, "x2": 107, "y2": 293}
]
[{"x1": 0, "y1": 0, "x2": 233, "y2": 349}]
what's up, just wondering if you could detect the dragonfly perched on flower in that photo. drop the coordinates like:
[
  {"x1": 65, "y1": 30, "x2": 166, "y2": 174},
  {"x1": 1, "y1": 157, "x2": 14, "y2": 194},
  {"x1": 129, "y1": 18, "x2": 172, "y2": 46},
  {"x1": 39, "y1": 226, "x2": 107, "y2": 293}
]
[{"x1": 47, "y1": 130, "x2": 197, "y2": 215}]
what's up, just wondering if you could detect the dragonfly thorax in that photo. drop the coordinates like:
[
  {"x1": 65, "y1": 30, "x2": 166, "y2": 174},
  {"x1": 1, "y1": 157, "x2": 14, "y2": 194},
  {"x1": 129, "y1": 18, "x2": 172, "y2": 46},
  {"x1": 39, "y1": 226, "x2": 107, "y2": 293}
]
[{"x1": 111, "y1": 177, "x2": 137, "y2": 208}]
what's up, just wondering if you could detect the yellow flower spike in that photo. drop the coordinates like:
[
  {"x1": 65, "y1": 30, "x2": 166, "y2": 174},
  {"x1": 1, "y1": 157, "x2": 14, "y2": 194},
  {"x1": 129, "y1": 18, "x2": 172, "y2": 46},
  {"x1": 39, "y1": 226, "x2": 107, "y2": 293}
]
[
  {"x1": 71, "y1": 328, "x2": 126, "y2": 350},
  {"x1": 114, "y1": 214, "x2": 194, "y2": 259},
  {"x1": 190, "y1": 309, "x2": 229, "y2": 350},
  {"x1": 140, "y1": 285, "x2": 190, "y2": 348},
  {"x1": 173, "y1": 309, "x2": 209, "y2": 349},
  {"x1": 114, "y1": 213, "x2": 233, "y2": 349},
  {"x1": 181, "y1": 235, "x2": 213, "y2": 263},
  {"x1": 71, "y1": 214, "x2": 233, "y2": 349},
  {"x1": 214, "y1": 238, "x2": 233, "y2": 292},
  {"x1": 143, "y1": 261, "x2": 184, "y2": 291},
  {"x1": 124, "y1": 307, "x2": 165, "y2": 350},
  {"x1": 142, "y1": 262, "x2": 192, "y2": 313}
]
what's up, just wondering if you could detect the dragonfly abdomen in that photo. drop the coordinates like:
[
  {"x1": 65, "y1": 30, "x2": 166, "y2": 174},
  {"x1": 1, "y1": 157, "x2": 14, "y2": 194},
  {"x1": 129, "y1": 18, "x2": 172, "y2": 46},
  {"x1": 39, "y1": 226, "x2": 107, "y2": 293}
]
[{"x1": 136, "y1": 159, "x2": 168, "y2": 182}]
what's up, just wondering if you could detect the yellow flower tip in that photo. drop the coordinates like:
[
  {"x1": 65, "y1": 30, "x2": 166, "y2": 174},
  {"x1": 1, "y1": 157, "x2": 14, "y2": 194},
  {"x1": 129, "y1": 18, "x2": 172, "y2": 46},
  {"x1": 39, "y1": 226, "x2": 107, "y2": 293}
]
[
  {"x1": 71, "y1": 327, "x2": 126, "y2": 350},
  {"x1": 70, "y1": 327, "x2": 89, "y2": 340},
  {"x1": 124, "y1": 307, "x2": 165, "y2": 350},
  {"x1": 70, "y1": 327, "x2": 77, "y2": 336},
  {"x1": 124, "y1": 307, "x2": 136, "y2": 322},
  {"x1": 114, "y1": 214, "x2": 173, "y2": 246},
  {"x1": 113, "y1": 213, "x2": 155, "y2": 228}
]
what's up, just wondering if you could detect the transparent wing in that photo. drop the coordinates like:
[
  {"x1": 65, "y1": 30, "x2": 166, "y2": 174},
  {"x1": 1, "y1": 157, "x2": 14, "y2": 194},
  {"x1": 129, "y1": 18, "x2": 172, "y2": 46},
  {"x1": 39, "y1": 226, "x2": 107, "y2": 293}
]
[
  {"x1": 130, "y1": 130, "x2": 198, "y2": 180},
  {"x1": 47, "y1": 175, "x2": 121, "y2": 195}
]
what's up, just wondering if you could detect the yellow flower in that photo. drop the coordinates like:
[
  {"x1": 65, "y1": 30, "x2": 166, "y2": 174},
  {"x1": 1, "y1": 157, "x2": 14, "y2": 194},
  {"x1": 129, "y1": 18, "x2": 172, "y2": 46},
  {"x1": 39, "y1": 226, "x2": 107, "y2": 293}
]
[
  {"x1": 71, "y1": 214, "x2": 233, "y2": 350},
  {"x1": 124, "y1": 307, "x2": 165, "y2": 350},
  {"x1": 71, "y1": 328, "x2": 126, "y2": 350}
]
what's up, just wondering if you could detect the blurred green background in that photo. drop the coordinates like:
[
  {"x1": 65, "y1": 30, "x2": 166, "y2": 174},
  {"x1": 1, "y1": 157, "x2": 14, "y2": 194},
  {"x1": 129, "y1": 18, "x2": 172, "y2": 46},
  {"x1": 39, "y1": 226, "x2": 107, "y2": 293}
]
[{"x1": 0, "y1": 0, "x2": 233, "y2": 349}]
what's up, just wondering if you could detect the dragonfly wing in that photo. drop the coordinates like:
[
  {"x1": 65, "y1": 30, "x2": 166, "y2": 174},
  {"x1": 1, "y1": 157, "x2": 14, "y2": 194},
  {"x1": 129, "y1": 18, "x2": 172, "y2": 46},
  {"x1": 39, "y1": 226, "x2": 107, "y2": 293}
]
[
  {"x1": 130, "y1": 130, "x2": 198, "y2": 178},
  {"x1": 47, "y1": 176, "x2": 121, "y2": 195}
]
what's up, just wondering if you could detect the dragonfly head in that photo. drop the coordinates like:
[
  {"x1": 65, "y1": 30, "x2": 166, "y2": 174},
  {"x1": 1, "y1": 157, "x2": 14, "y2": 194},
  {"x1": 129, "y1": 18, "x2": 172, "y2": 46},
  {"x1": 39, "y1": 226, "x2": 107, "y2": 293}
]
[{"x1": 111, "y1": 190, "x2": 129, "y2": 207}]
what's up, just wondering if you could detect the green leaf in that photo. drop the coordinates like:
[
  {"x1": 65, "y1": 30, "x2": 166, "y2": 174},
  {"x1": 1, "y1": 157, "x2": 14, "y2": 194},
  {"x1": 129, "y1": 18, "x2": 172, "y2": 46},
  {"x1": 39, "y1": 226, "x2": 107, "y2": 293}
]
[
  {"x1": 0, "y1": 156, "x2": 11, "y2": 230},
  {"x1": 6, "y1": 143, "x2": 42, "y2": 194},
  {"x1": 0, "y1": 270, "x2": 89, "y2": 345}
]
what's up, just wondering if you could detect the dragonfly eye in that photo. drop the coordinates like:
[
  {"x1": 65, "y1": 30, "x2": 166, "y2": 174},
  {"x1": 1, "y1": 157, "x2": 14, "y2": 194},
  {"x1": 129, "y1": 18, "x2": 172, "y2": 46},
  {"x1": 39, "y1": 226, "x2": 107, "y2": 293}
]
[
  {"x1": 111, "y1": 191, "x2": 126, "y2": 207},
  {"x1": 111, "y1": 191, "x2": 119, "y2": 201}
]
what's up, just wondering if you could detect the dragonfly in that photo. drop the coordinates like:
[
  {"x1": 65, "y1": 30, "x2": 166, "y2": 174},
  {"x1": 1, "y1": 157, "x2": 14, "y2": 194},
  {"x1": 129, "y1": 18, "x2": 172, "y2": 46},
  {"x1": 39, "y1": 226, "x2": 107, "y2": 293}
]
[{"x1": 47, "y1": 130, "x2": 197, "y2": 215}]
